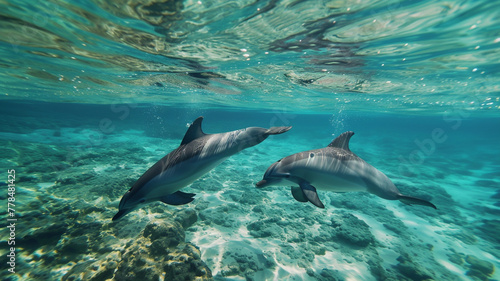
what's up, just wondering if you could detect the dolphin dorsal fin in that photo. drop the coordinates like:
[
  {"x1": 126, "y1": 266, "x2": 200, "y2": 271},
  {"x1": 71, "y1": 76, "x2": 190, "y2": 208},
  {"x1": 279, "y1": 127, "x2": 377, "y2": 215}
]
[
  {"x1": 328, "y1": 131, "x2": 354, "y2": 151},
  {"x1": 181, "y1": 116, "x2": 205, "y2": 145}
]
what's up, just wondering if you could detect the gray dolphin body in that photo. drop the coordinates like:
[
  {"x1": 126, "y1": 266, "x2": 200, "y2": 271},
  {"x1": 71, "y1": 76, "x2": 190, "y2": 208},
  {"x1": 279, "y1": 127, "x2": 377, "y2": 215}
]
[
  {"x1": 256, "y1": 131, "x2": 436, "y2": 209},
  {"x1": 113, "y1": 117, "x2": 291, "y2": 220}
]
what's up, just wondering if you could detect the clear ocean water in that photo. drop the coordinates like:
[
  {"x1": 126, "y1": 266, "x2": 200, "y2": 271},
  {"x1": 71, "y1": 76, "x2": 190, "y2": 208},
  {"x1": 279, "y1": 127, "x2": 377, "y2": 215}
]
[{"x1": 1, "y1": 0, "x2": 499, "y2": 280}]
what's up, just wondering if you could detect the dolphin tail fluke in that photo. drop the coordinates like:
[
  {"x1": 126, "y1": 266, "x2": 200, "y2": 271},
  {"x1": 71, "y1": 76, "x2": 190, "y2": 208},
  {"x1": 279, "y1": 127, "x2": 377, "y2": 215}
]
[
  {"x1": 160, "y1": 191, "x2": 196, "y2": 205},
  {"x1": 397, "y1": 195, "x2": 437, "y2": 209},
  {"x1": 266, "y1": 126, "x2": 292, "y2": 135}
]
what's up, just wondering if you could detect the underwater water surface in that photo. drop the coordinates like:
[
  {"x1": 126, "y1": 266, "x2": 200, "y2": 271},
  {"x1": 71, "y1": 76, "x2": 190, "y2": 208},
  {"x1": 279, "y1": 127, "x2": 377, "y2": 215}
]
[{"x1": 1, "y1": 0, "x2": 500, "y2": 280}]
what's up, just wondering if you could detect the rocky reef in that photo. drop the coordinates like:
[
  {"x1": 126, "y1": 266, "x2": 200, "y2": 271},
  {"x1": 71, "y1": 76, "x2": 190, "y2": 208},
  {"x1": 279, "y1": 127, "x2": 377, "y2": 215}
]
[
  {"x1": 61, "y1": 220, "x2": 211, "y2": 281},
  {"x1": 0, "y1": 138, "x2": 212, "y2": 281}
]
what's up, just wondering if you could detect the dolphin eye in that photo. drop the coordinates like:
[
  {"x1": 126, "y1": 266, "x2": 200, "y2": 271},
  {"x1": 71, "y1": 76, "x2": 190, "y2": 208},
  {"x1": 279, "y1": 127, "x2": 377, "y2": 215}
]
[
  {"x1": 139, "y1": 199, "x2": 146, "y2": 203},
  {"x1": 310, "y1": 153, "x2": 315, "y2": 158}
]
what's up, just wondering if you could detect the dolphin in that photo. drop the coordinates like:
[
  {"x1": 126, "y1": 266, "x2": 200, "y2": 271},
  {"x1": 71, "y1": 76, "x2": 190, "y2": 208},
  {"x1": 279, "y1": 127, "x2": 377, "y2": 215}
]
[
  {"x1": 256, "y1": 131, "x2": 436, "y2": 209},
  {"x1": 113, "y1": 116, "x2": 291, "y2": 220}
]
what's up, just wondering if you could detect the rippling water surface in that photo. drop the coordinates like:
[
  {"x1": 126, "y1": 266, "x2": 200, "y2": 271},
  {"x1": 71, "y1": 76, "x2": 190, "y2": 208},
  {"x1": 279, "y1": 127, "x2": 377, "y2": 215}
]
[
  {"x1": 1, "y1": 0, "x2": 499, "y2": 112},
  {"x1": 1, "y1": 1, "x2": 500, "y2": 281}
]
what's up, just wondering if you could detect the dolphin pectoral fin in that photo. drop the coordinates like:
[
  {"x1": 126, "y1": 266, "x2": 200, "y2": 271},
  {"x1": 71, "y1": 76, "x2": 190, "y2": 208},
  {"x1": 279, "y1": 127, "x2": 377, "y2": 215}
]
[
  {"x1": 160, "y1": 191, "x2": 196, "y2": 205},
  {"x1": 299, "y1": 182, "x2": 325, "y2": 208},
  {"x1": 291, "y1": 186, "x2": 308, "y2": 202},
  {"x1": 397, "y1": 195, "x2": 437, "y2": 209},
  {"x1": 265, "y1": 126, "x2": 292, "y2": 135}
]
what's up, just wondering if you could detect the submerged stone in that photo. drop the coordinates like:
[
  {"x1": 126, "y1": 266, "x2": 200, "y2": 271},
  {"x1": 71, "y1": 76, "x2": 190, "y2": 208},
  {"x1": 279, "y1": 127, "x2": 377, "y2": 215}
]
[
  {"x1": 330, "y1": 213, "x2": 374, "y2": 247},
  {"x1": 247, "y1": 218, "x2": 283, "y2": 238},
  {"x1": 448, "y1": 251, "x2": 465, "y2": 266},
  {"x1": 320, "y1": 268, "x2": 343, "y2": 281},
  {"x1": 466, "y1": 255, "x2": 495, "y2": 280},
  {"x1": 217, "y1": 241, "x2": 276, "y2": 280},
  {"x1": 173, "y1": 207, "x2": 198, "y2": 228},
  {"x1": 395, "y1": 253, "x2": 434, "y2": 281},
  {"x1": 23, "y1": 222, "x2": 68, "y2": 250},
  {"x1": 62, "y1": 220, "x2": 212, "y2": 281},
  {"x1": 58, "y1": 235, "x2": 89, "y2": 256}
]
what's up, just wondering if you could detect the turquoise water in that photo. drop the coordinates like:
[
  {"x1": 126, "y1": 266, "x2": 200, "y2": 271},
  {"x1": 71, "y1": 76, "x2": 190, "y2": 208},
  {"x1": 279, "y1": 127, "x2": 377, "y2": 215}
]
[{"x1": 1, "y1": 0, "x2": 500, "y2": 280}]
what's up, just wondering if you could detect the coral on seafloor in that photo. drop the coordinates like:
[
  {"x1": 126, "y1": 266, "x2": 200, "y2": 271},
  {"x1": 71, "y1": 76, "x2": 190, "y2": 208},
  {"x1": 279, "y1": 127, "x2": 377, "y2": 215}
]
[{"x1": 62, "y1": 220, "x2": 213, "y2": 281}]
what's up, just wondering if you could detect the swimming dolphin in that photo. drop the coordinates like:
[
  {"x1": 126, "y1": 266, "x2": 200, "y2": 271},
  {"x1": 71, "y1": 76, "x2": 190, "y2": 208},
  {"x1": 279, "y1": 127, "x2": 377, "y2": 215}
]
[
  {"x1": 256, "y1": 131, "x2": 436, "y2": 209},
  {"x1": 113, "y1": 116, "x2": 291, "y2": 220}
]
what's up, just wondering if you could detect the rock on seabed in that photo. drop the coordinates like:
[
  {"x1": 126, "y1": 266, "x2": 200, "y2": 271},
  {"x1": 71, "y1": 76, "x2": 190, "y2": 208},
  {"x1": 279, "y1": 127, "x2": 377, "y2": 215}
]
[{"x1": 62, "y1": 220, "x2": 213, "y2": 281}]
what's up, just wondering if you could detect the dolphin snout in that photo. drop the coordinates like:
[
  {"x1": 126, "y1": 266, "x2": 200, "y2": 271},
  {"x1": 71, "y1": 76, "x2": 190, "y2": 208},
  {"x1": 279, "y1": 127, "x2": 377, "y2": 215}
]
[
  {"x1": 112, "y1": 209, "x2": 131, "y2": 221},
  {"x1": 256, "y1": 180, "x2": 267, "y2": 188}
]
